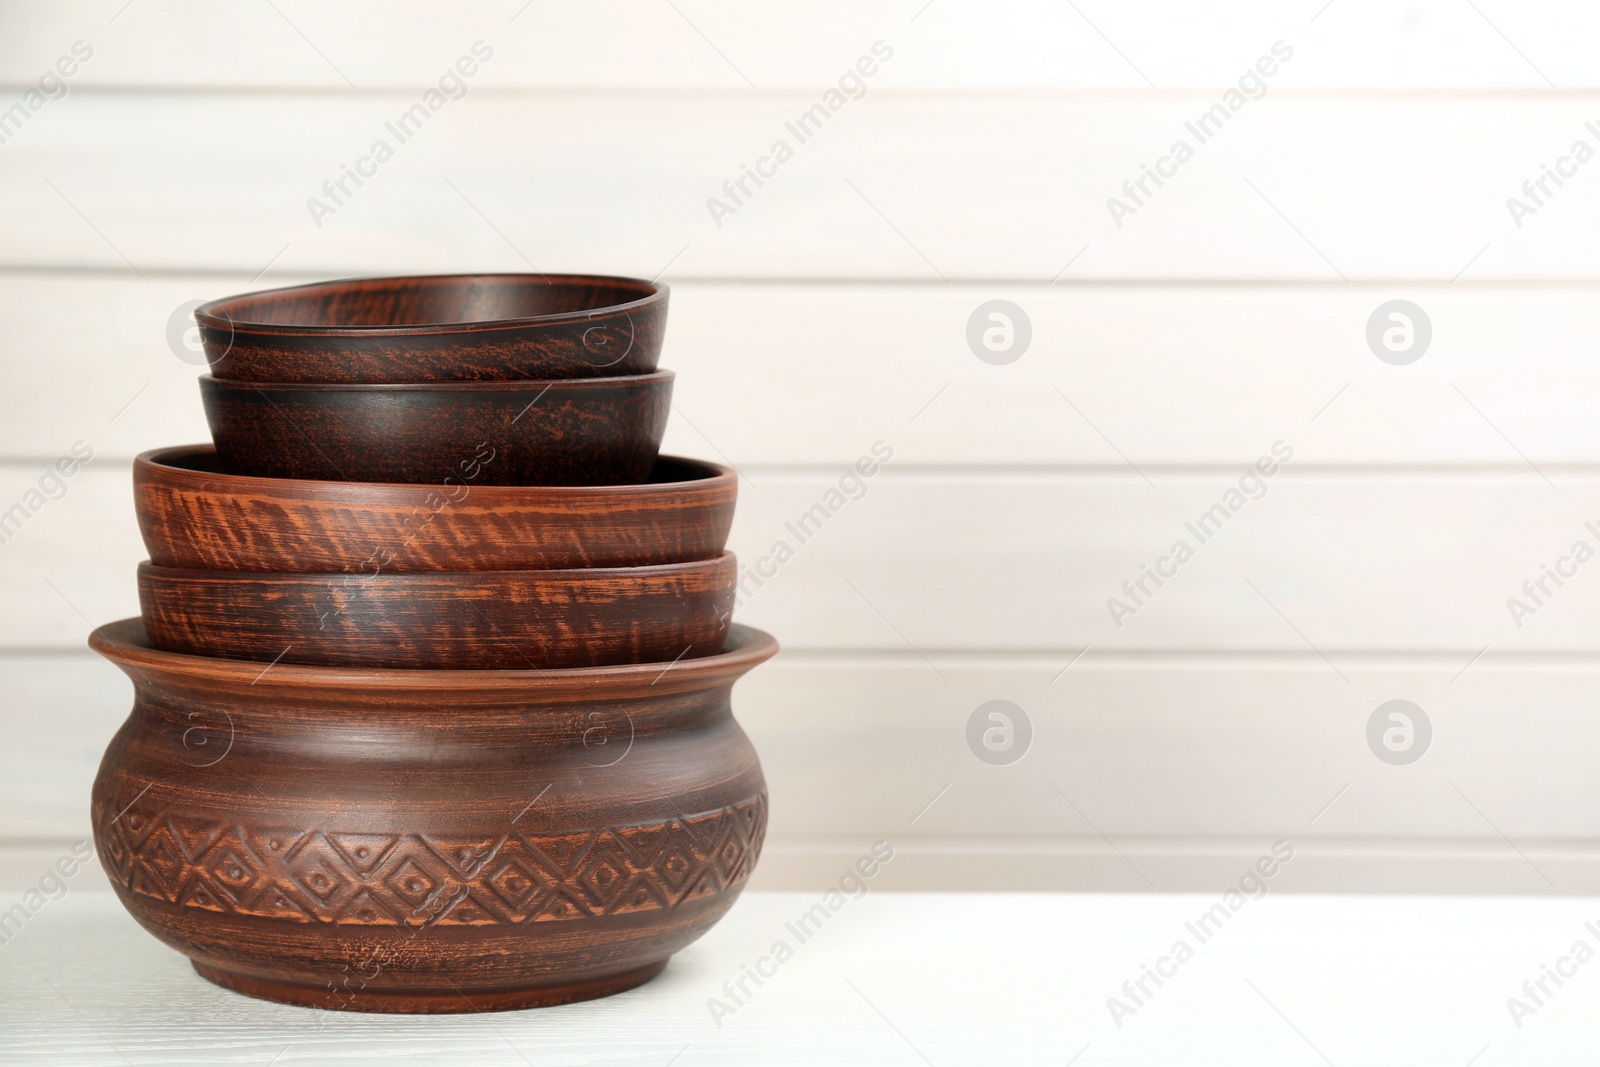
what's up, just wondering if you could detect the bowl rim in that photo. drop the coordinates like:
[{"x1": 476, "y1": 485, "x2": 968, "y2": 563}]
[
  {"x1": 136, "y1": 444, "x2": 733, "y2": 499},
  {"x1": 196, "y1": 369, "x2": 674, "y2": 394},
  {"x1": 193, "y1": 273, "x2": 669, "y2": 337},
  {"x1": 91, "y1": 617, "x2": 777, "y2": 696}
]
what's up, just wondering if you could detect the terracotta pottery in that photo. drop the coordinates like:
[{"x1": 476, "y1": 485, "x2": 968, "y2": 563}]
[
  {"x1": 137, "y1": 554, "x2": 736, "y2": 670},
  {"x1": 89, "y1": 618, "x2": 776, "y2": 1013},
  {"x1": 199, "y1": 371, "x2": 673, "y2": 486},
  {"x1": 194, "y1": 274, "x2": 666, "y2": 382},
  {"x1": 134, "y1": 445, "x2": 736, "y2": 573}
]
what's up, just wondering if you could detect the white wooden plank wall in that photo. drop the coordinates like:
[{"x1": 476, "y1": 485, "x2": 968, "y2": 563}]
[{"x1": 1, "y1": 1, "x2": 1596, "y2": 894}]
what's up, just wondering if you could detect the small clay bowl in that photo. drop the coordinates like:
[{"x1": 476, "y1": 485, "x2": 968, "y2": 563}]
[
  {"x1": 199, "y1": 372, "x2": 673, "y2": 486},
  {"x1": 134, "y1": 445, "x2": 735, "y2": 573},
  {"x1": 90, "y1": 618, "x2": 776, "y2": 1012},
  {"x1": 194, "y1": 273, "x2": 666, "y2": 382},
  {"x1": 137, "y1": 555, "x2": 735, "y2": 670}
]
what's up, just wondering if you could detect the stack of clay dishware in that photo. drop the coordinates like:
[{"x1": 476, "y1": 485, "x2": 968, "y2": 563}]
[{"x1": 88, "y1": 274, "x2": 776, "y2": 1013}]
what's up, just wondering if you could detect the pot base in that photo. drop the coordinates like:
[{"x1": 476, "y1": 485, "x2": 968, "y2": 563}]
[{"x1": 191, "y1": 959, "x2": 669, "y2": 1014}]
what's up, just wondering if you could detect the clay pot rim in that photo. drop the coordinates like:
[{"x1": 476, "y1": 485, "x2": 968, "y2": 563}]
[
  {"x1": 137, "y1": 444, "x2": 734, "y2": 501},
  {"x1": 198, "y1": 369, "x2": 674, "y2": 394},
  {"x1": 193, "y1": 273, "x2": 668, "y2": 338},
  {"x1": 91, "y1": 618, "x2": 777, "y2": 696}
]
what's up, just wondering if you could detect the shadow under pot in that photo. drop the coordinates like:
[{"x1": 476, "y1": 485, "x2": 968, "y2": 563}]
[
  {"x1": 194, "y1": 273, "x2": 667, "y2": 382},
  {"x1": 136, "y1": 554, "x2": 735, "y2": 670},
  {"x1": 89, "y1": 618, "x2": 776, "y2": 1013},
  {"x1": 199, "y1": 371, "x2": 672, "y2": 486},
  {"x1": 134, "y1": 445, "x2": 736, "y2": 572}
]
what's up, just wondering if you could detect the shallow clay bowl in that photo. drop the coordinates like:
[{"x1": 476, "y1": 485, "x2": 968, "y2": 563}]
[
  {"x1": 200, "y1": 371, "x2": 672, "y2": 486},
  {"x1": 137, "y1": 554, "x2": 735, "y2": 670},
  {"x1": 135, "y1": 445, "x2": 735, "y2": 573},
  {"x1": 194, "y1": 273, "x2": 666, "y2": 382},
  {"x1": 90, "y1": 618, "x2": 776, "y2": 1012}
]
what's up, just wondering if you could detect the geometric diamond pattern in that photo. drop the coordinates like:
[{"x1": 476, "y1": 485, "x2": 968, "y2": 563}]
[{"x1": 92, "y1": 794, "x2": 766, "y2": 927}]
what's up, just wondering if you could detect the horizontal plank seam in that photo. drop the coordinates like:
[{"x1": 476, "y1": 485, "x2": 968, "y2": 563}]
[
  {"x1": 1, "y1": 85, "x2": 1598, "y2": 102},
  {"x1": 9, "y1": 264, "x2": 1600, "y2": 289},
  {"x1": 8, "y1": 458, "x2": 1600, "y2": 479},
  {"x1": 767, "y1": 837, "x2": 1600, "y2": 855},
  {"x1": 7, "y1": 835, "x2": 1600, "y2": 854},
  {"x1": 18, "y1": 647, "x2": 1600, "y2": 668}
]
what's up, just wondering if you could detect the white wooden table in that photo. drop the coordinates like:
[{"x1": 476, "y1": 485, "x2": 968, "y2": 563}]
[{"x1": 2, "y1": 891, "x2": 1595, "y2": 1065}]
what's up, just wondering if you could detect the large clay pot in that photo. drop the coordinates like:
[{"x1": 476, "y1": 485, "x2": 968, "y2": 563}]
[{"x1": 89, "y1": 618, "x2": 776, "y2": 1013}]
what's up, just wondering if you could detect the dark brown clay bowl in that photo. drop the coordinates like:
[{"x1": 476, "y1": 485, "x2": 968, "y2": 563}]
[
  {"x1": 199, "y1": 372, "x2": 673, "y2": 486},
  {"x1": 135, "y1": 445, "x2": 735, "y2": 573},
  {"x1": 194, "y1": 273, "x2": 666, "y2": 382},
  {"x1": 89, "y1": 618, "x2": 776, "y2": 1012},
  {"x1": 137, "y1": 554, "x2": 735, "y2": 670}
]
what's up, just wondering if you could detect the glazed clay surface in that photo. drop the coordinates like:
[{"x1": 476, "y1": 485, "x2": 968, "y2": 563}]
[
  {"x1": 90, "y1": 619, "x2": 776, "y2": 1012},
  {"x1": 196, "y1": 273, "x2": 666, "y2": 382},
  {"x1": 200, "y1": 372, "x2": 673, "y2": 486},
  {"x1": 136, "y1": 554, "x2": 737, "y2": 670},
  {"x1": 134, "y1": 446, "x2": 736, "y2": 572}
]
